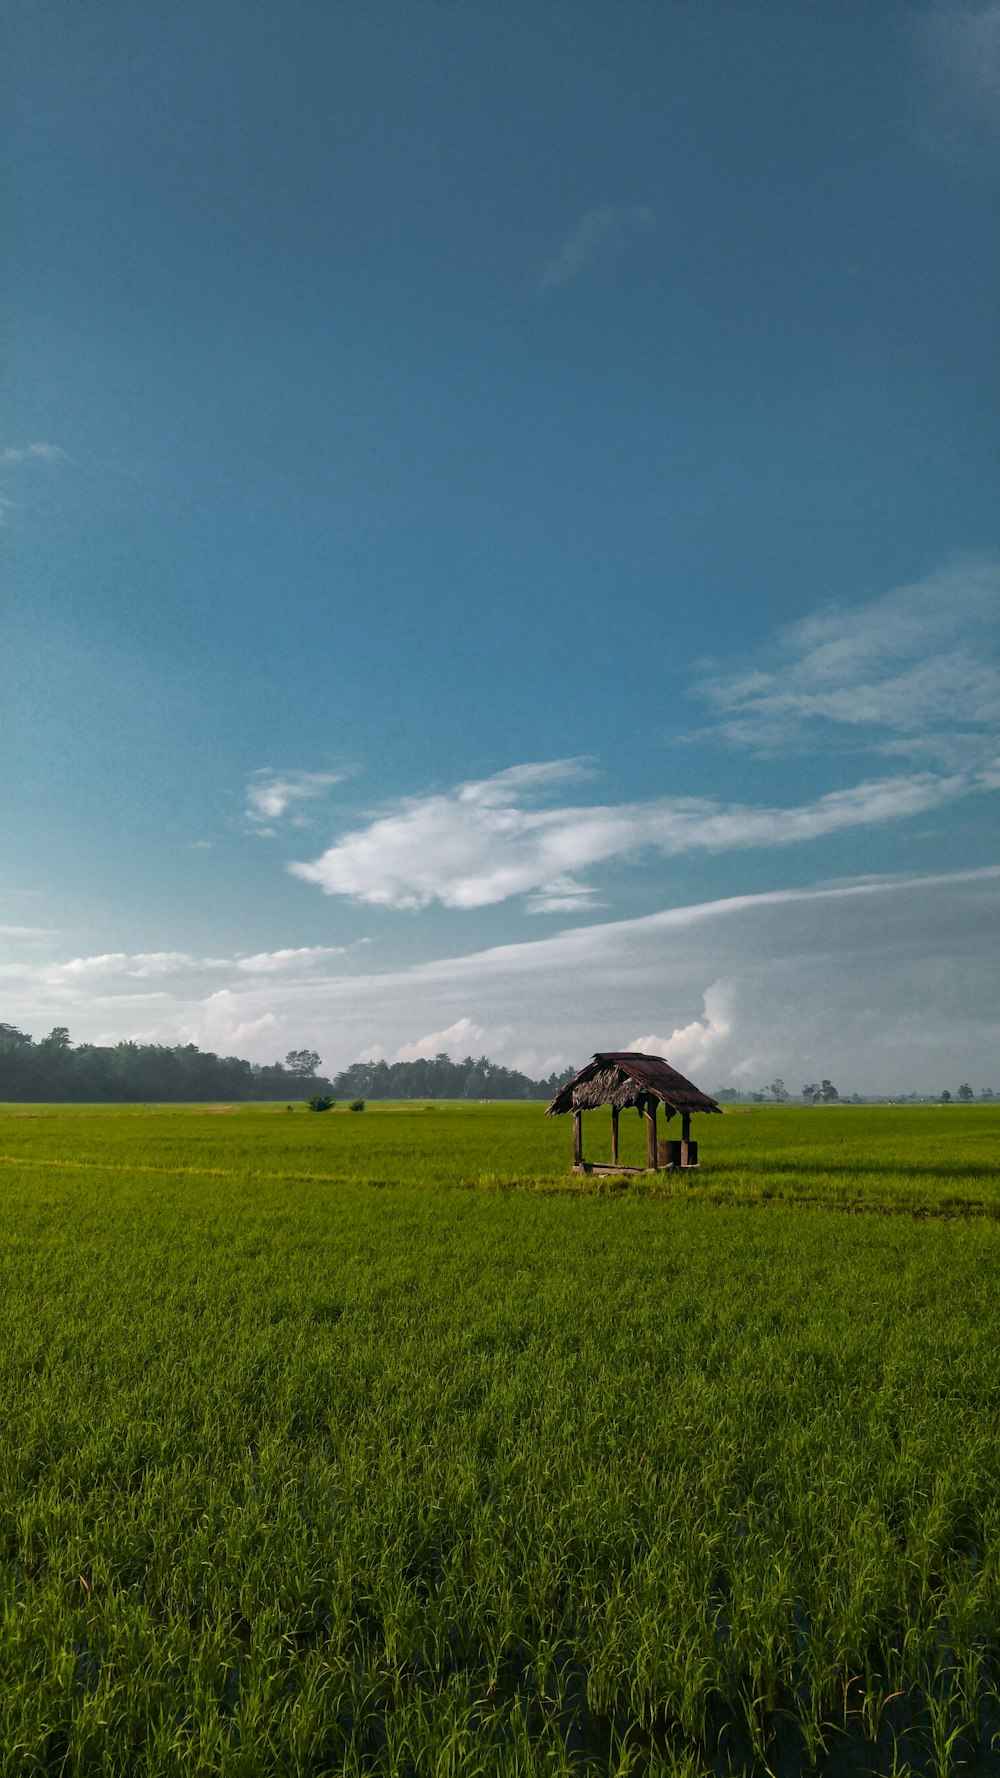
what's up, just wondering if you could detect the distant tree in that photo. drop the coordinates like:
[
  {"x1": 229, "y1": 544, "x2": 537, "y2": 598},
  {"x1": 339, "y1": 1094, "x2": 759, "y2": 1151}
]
[
  {"x1": 715, "y1": 1087, "x2": 737, "y2": 1101},
  {"x1": 329, "y1": 1051, "x2": 565, "y2": 1102},
  {"x1": 957, "y1": 1083, "x2": 973, "y2": 1101},
  {"x1": 285, "y1": 1049, "x2": 322, "y2": 1078},
  {"x1": 768, "y1": 1079, "x2": 789, "y2": 1102},
  {"x1": 819, "y1": 1079, "x2": 839, "y2": 1102},
  {"x1": 802, "y1": 1084, "x2": 818, "y2": 1102},
  {"x1": 941, "y1": 1089, "x2": 952, "y2": 1103},
  {"x1": 981, "y1": 1087, "x2": 994, "y2": 1101}
]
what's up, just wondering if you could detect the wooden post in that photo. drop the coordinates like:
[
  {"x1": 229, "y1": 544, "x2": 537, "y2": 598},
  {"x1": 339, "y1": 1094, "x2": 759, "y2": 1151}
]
[
  {"x1": 573, "y1": 1109, "x2": 583, "y2": 1168},
  {"x1": 611, "y1": 1106, "x2": 619, "y2": 1166},
  {"x1": 680, "y1": 1111, "x2": 691, "y2": 1168},
  {"x1": 646, "y1": 1100, "x2": 658, "y2": 1170}
]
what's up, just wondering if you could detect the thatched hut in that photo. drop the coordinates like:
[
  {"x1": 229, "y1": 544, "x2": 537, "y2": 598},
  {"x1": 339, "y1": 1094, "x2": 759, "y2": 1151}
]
[{"x1": 546, "y1": 1051, "x2": 721, "y2": 1174}]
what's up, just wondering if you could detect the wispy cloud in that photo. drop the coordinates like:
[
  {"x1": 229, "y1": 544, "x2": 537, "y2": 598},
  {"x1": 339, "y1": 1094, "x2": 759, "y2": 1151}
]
[
  {"x1": 537, "y1": 203, "x2": 656, "y2": 295},
  {"x1": 914, "y1": 4, "x2": 1000, "y2": 163},
  {"x1": 1, "y1": 442, "x2": 68, "y2": 465},
  {"x1": 233, "y1": 945, "x2": 350, "y2": 974},
  {"x1": 525, "y1": 878, "x2": 607, "y2": 916},
  {"x1": 289, "y1": 754, "x2": 996, "y2": 914},
  {"x1": 0, "y1": 443, "x2": 69, "y2": 527},
  {"x1": 693, "y1": 554, "x2": 1000, "y2": 764},
  {"x1": 919, "y1": 4, "x2": 1000, "y2": 121},
  {"x1": 244, "y1": 767, "x2": 350, "y2": 830},
  {"x1": 283, "y1": 557, "x2": 996, "y2": 915},
  {"x1": 0, "y1": 944, "x2": 353, "y2": 988}
]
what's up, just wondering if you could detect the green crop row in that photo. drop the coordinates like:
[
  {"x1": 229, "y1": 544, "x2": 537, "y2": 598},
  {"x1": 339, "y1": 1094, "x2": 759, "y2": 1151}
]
[{"x1": 0, "y1": 1108, "x2": 998, "y2": 1773}]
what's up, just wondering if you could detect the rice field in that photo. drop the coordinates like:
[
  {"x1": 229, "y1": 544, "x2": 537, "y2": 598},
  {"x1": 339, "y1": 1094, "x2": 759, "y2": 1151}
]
[{"x1": 1, "y1": 1103, "x2": 999, "y2": 1775}]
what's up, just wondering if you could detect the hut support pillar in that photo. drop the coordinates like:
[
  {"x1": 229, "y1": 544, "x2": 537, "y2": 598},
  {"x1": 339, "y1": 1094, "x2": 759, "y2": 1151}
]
[
  {"x1": 646, "y1": 1101, "x2": 658, "y2": 1171},
  {"x1": 573, "y1": 1110, "x2": 583, "y2": 1169},
  {"x1": 610, "y1": 1107, "x2": 619, "y2": 1166},
  {"x1": 680, "y1": 1111, "x2": 691, "y2": 1168}
]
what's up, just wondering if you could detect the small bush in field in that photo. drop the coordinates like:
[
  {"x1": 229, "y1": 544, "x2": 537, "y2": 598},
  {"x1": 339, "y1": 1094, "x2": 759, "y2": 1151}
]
[
  {"x1": 308, "y1": 1094, "x2": 334, "y2": 1113},
  {"x1": 349, "y1": 1098, "x2": 365, "y2": 1112}
]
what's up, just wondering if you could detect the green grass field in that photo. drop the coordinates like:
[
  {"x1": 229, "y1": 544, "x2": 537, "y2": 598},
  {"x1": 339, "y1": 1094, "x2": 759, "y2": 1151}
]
[{"x1": 1, "y1": 1103, "x2": 999, "y2": 1775}]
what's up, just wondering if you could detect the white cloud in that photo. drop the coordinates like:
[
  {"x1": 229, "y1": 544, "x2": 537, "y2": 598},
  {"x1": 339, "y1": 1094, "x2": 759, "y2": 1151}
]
[
  {"x1": 233, "y1": 945, "x2": 348, "y2": 974},
  {"x1": 2, "y1": 868, "x2": 996, "y2": 1093},
  {"x1": 629, "y1": 981, "x2": 736, "y2": 1076},
  {"x1": 694, "y1": 555, "x2": 1000, "y2": 762},
  {"x1": 1, "y1": 442, "x2": 68, "y2": 465},
  {"x1": 245, "y1": 767, "x2": 349, "y2": 827},
  {"x1": 526, "y1": 880, "x2": 606, "y2": 915},
  {"x1": 178, "y1": 995, "x2": 281, "y2": 1055},
  {"x1": 537, "y1": 203, "x2": 656, "y2": 294},
  {"x1": 57, "y1": 951, "x2": 196, "y2": 980},
  {"x1": 287, "y1": 560, "x2": 997, "y2": 916},
  {"x1": 289, "y1": 755, "x2": 995, "y2": 913},
  {"x1": 393, "y1": 1016, "x2": 488, "y2": 1063},
  {"x1": 0, "y1": 944, "x2": 353, "y2": 989}
]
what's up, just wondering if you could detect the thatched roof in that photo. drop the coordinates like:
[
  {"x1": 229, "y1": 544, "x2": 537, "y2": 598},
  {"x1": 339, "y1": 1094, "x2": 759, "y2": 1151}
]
[{"x1": 546, "y1": 1052, "x2": 722, "y2": 1119}]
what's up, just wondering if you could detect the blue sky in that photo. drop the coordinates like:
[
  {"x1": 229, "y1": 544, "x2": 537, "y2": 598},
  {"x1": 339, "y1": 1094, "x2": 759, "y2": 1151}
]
[{"x1": 3, "y1": 1, "x2": 998, "y2": 1091}]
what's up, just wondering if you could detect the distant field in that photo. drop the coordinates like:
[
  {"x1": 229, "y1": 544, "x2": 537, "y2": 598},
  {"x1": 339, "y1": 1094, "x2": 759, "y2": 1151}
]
[
  {"x1": 1, "y1": 1105, "x2": 999, "y2": 1774},
  {"x1": 1, "y1": 1099, "x2": 998, "y2": 1215}
]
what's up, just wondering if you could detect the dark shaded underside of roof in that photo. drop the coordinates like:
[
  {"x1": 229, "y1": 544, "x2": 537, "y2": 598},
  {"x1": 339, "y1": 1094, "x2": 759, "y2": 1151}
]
[{"x1": 546, "y1": 1052, "x2": 722, "y2": 1118}]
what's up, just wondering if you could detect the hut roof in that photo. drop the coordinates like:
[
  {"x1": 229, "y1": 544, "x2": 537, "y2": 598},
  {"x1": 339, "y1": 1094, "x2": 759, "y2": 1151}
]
[{"x1": 546, "y1": 1052, "x2": 722, "y2": 1118}]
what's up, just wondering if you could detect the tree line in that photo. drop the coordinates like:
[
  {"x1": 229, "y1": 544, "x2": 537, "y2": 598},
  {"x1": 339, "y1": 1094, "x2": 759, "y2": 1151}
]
[
  {"x1": 329, "y1": 1053, "x2": 575, "y2": 1102},
  {"x1": 715, "y1": 1077, "x2": 996, "y2": 1104},
  {"x1": 0, "y1": 1024, "x2": 573, "y2": 1103}
]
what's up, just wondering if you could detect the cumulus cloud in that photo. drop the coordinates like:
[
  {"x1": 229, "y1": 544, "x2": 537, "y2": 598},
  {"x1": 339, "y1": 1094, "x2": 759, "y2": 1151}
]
[
  {"x1": 289, "y1": 756, "x2": 995, "y2": 913},
  {"x1": 178, "y1": 995, "x2": 281, "y2": 1055},
  {"x1": 537, "y1": 203, "x2": 656, "y2": 294},
  {"x1": 693, "y1": 554, "x2": 1000, "y2": 763},
  {"x1": 245, "y1": 768, "x2": 349, "y2": 828},
  {"x1": 629, "y1": 981, "x2": 736, "y2": 1076},
  {"x1": 393, "y1": 1016, "x2": 488, "y2": 1063}
]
